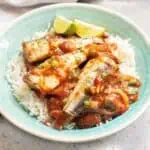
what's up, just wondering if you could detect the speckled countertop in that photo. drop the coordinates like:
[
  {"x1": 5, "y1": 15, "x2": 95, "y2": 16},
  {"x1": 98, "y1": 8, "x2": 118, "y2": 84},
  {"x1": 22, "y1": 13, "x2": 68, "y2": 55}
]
[{"x1": 0, "y1": 1, "x2": 150, "y2": 150}]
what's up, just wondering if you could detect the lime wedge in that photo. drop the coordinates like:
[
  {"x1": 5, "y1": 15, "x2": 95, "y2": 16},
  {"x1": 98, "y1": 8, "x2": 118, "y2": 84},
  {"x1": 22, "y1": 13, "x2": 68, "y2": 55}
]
[
  {"x1": 54, "y1": 16, "x2": 72, "y2": 34},
  {"x1": 74, "y1": 19, "x2": 105, "y2": 38}
]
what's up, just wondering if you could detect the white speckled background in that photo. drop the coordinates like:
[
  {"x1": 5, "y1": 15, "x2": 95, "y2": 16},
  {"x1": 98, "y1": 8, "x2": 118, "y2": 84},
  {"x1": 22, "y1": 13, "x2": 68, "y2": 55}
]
[{"x1": 0, "y1": 0, "x2": 150, "y2": 150}]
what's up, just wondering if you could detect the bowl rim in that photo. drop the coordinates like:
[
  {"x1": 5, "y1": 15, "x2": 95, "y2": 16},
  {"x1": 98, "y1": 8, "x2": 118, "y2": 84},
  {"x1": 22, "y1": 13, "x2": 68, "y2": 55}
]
[{"x1": 0, "y1": 3, "x2": 150, "y2": 143}]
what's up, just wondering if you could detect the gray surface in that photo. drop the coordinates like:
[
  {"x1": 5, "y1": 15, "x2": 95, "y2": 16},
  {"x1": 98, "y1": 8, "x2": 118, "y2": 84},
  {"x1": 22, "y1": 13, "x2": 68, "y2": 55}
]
[{"x1": 0, "y1": 1, "x2": 150, "y2": 150}]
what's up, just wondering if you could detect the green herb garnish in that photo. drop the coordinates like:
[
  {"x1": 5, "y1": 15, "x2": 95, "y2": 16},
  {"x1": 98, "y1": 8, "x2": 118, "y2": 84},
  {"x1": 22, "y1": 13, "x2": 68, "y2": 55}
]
[
  {"x1": 79, "y1": 48, "x2": 85, "y2": 53},
  {"x1": 63, "y1": 99, "x2": 67, "y2": 105},
  {"x1": 85, "y1": 76, "x2": 92, "y2": 85},
  {"x1": 128, "y1": 87, "x2": 138, "y2": 95},
  {"x1": 101, "y1": 72, "x2": 107, "y2": 77},
  {"x1": 84, "y1": 100, "x2": 89, "y2": 108},
  {"x1": 70, "y1": 70, "x2": 77, "y2": 79},
  {"x1": 51, "y1": 59, "x2": 59, "y2": 68},
  {"x1": 128, "y1": 79, "x2": 137, "y2": 85},
  {"x1": 38, "y1": 64, "x2": 45, "y2": 69},
  {"x1": 75, "y1": 56, "x2": 81, "y2": 63},
  {"x1": 47, "y1": 56, "x2": 59, "y2": 68}
]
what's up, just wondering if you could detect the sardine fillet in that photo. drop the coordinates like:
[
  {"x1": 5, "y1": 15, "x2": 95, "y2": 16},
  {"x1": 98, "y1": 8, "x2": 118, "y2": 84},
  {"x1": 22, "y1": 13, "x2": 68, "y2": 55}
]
[
  {"x1": 64, "y1": 55, "x2": 118, "y2": 117},
  {"x1": 25, "y1": 51, "x2": 87, "y2": 93}
]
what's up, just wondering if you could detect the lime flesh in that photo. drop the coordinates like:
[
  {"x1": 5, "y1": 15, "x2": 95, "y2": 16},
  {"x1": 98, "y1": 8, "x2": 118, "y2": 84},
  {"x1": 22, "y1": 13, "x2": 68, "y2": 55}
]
[
  {"x1": 74, "y1": 19, "x2": 105, "y2": 38},
  {"x1": 54, "y1": 16, "x2": 72, "y2": 34}
]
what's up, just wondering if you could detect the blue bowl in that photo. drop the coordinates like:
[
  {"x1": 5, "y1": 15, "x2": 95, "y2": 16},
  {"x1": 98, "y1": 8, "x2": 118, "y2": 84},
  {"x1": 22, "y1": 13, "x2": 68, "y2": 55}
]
[{"x1": 0, "y1": 3, "x2": 150, "y2": 143}]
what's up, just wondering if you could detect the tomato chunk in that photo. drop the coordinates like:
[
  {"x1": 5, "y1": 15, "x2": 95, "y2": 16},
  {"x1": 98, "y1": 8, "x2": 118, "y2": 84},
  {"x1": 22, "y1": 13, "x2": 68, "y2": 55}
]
[
  {"x1": 50, "y1": 110, "x2": 63, "y2": 119},
  {"x1": 53, "y1": 111, "x2": 67, "y2": 130},
  {"x1": 59, "y1": 41, "x2": 76, "y2": 53},
  {"x1": 47, "y1": 97, "x2": 63, "y2": 113},
  {"x1": 76, "y1": 113, "x2": 101, "y2": 128}
]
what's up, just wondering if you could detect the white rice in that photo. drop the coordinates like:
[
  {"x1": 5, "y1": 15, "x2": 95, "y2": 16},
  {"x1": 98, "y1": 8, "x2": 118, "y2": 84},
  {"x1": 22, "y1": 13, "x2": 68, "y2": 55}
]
[
  {"x1": 7, "y1": 53, "x2": 50, "y2": 122},
  {"x1": 107, "y1": 35, "x2": 139, "y2": 78},
  {"x1": 6, "y1": 33, "x2": 139, "y2": 125}
]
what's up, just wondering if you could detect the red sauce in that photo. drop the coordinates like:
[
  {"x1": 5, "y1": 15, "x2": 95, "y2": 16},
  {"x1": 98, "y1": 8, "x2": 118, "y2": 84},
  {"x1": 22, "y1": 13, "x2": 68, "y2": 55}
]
[{"x1": 51, "y1": 81, "x2": 76, "y2": 98}]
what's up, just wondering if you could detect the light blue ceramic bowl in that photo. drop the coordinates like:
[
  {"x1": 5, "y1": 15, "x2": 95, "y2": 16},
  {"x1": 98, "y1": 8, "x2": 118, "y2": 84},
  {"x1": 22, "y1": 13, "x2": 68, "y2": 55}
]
[{"x1": 0, "y1": 3, "x2": 150, "y2": 143}]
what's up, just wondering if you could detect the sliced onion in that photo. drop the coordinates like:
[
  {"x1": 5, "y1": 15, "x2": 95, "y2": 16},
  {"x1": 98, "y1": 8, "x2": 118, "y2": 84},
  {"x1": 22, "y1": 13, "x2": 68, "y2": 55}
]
[{"x1": 109, "y1": 88, "x2": 129, "y2": 109}]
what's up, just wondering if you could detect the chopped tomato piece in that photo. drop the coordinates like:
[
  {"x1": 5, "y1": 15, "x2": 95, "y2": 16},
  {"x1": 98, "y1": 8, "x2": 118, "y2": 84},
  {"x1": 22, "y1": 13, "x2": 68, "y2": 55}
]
[
  {"x1": 128, "y1": 94, "x2": 138, "y2": 103},
  {"x1": 51, "y1": 110, "x2": 63, "y2": 119},
  {"x1": 59, "y1": 41, "x2": 76, "y2": 53},
  {"x1": 76, "y1": 113, "x2": 101, "y2": 128},
  {"x1": 53, "y1": 111, "x2": 67, "y2": 130},
  {"x1": 47, "y1": 97, "x2": 63, "y2": 113}
]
